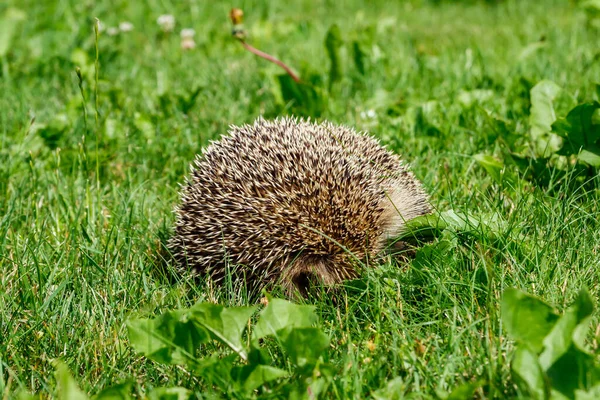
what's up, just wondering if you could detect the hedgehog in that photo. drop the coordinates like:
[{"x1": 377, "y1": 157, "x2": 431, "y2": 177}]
[{"x1": 168, "y1": 117, "x2": 431, "y2": 296}]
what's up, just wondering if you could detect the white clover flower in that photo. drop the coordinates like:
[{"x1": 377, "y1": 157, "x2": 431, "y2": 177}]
[
  {"x1": 119, "y1": 21, "x2": 134, "y2": 32},
  {"x1": 106, "y1": 27, "x2": 119, "y2": 36},
  {"x1": 157, "y1": 14, "x2": 175, "y2": 32},
  {"x1": 180, "y1": 28, "x2": 195, "y2": 39},
  {"x1": 360, "y1": 109, "x2": 377, "y2": 119},
  {"x1": 181, "y1": 37, "x2": 196, "y2": 50},
  {"x1": 95, "y1": 19, "x2": 105, "y2": 33}
]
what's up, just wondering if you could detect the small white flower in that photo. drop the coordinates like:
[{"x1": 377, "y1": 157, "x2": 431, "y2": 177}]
[
  {"x1": 360, "y1": 109, "x2": 377, "y2": 120},
  {"x1": 95, "y1": 19, "x2": 105, "y2": 33},
  {"x1": 181, "y1": 37, "x2": 196, "y2": 50},
  {"x1": 157, "y1": 14, "x2": 175, "y2": 32},
  {"x1": 106, "y1": 27, "x2": 119, "y2": 36},
  {"x1": 180, "y1": 28, "x2": 195, "y2": 39},
  {"x1": 119, "y1": 21, "x2": 134, "y2": 32}
]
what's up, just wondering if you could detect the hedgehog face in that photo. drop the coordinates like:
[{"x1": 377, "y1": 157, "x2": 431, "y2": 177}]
[{"x1": 168, "y1": 117, "x2": 431, "y2": 297}]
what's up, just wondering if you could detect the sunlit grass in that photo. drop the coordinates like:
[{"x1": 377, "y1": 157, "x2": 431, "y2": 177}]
[{"x1": 1, "y1": 0, "x2": 599, "y2": 398}]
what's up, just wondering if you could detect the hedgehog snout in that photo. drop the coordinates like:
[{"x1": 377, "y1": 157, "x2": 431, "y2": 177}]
[{"x1": 281, "y1": 254, "x2": 339, "y2": 296}]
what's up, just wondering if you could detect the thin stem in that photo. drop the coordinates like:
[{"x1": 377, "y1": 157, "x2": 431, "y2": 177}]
[
  {"x1": 93, "y1": 18, "x2": 101, "y2": 190},
  {"x1": 94, "y1": 19, "x2": 101, "y2": 124},
  {"x1": 75, "y1": 67, "x2": 88, "y2": 131},
  {"x1": 240, "y1": 40, "x2": 301, "y2": 83}
]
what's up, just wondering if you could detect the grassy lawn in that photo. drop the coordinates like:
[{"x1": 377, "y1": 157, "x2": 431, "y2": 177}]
[{"x1": 1, "y1": 0, "x2": 600, "y2": 398}]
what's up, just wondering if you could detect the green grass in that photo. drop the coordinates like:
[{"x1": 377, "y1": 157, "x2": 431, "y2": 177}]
[{"x1": 1, "y1": 0, "x2": 600, "y2": 398}]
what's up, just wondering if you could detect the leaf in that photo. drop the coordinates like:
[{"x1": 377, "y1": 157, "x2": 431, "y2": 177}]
[
  {"x1": 400, "y1": 210, "x2": 505, "y2": 244},
  {"x1": 352, "y1": 41, "x2": 366, "y2": 75},
  {"x1": 253, "y1": 297, "x2": 318, "y2": 341},
  {"x1": 457, "y1": 89, "x2": 494, "y2": 108},
  {"x1": 413, "y1": 104, "x2": 442, "y2": 136},
  {"x1": 15, "y1": 392, "x2": 36, "y2": 400},
  {"x1": 576, "y1": 384, "x2": 600, "y2": 400},
  {"x1": 190, "y1": 353, "x2": 238, "y2": 386},
  {"x1": 54, "y1": 362, "x2": 89, "y2": 400},
  {"x1": 553, "y1": 102, "x2": 600, "y2": 158},
  {"x1": 231, "y1": 364, "x2": 288, "y2": 393},
  {"x1": 473, "y1": 154, "x2": 504, "y2": 184},
  {"x1": 372, "y1": 377, "x2": 406, "y2": 400},
  {"x1": 0, "y1": 8, "x2": 26, "y2": 58},
  {"x1": 546, "y1": 348, "x2": 598, "y2": 400},
  {"x1": 280, "y1": 327, "x2": 329, "y2": 368},
  {"x1": 529, "y1": 80, "x2": 575, "y2": 157},
  {"x1": 539, "y1": 289, "x2": 594, "y2": 370},
  {"x1": 501, "y1": 288, "x2": 559, "y2": 353},
  {"x1": 511, "y1": 347, "x2": 548, "y2": 400},
  {"x1": 503, "y1": 289, "x2": 600, "y2": 400},
  {"x1": 578, "y1": 148, "x2": 600, "y2": 167},
  {"x1": 126, "y1": 310, "x2": 210, "y2": 366},
  {"x1": 446, "y1": 379, "x2": 485, "y2": 400},
  {"x1": 177, "y1": 86, "x2": 204, "y2": 114},
  {"x1": 92, "y1": 381, "x2": 133, "y2": 400},
  {"x1": 38, "y1": 113, "x2": 70, "y2": 149},
  {"x1": 277, "y1": 74, "x2": 326, "y2": 117},
  {"x1": 133, "y1": 113, "x2": 155, "y2": 139},
  {"x1": 581, "y1": 0, "x2": 600, "y2": 16},
  {"x1": 509, "y1": 152, "x2": 556, "y2": 187},
  {"x1": 189, "y1": 302, "x2": 257, "y2": 361},
  {"x1": 518, "y1": 41, "x2": 546, "y2": 62},
  {"x1": 147, "y1": 387, "x2": 193, "y2": 400},
  {"x1": 324, "y1": 24, "x2": 343, "y2": 88}
]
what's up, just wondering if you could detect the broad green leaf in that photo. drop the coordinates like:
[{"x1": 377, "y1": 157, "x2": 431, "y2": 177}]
[
  {"x1": 575, "y1": 384, "x2": 600, "y2": 400},
  {"x1": 539, "y1": 289, "x2": 594, "y2": 370},
  {"x1": 577, "y1": 147, "x2": 600, "y2": 167},
  {"x1": 325, "y1": 24, "x2": 343, "y2": 88},
  {"x1": 372, "y1": 377, "x2": 406, "y2": 400},
  {"x1": 546, "y1": 346, "x2": 598, "y2": 400},
  {"x1": 503, "y1": 289, "x2": 599, "y2": 400},
  {"x1": 147, "y1": 387, "x2": 193, "y2": 400},
  {"x1": 581, "y1": 0, "x2": 600, "y2": 15},
  {"x1": 530, "y1": 81, "x2": 574, "y2": 137},
  {"x1": 280, "y1": 327, "x2": 329, "y2": 368},
  {"x1": 400, "y1": 210, "x2": 505, "y2": 242},
  {"x1": 15, "y1": 392, "x2": 36, "y2": 400},
  {"x1": 126, "y1": 310, "x2": 210, "y2": 366},
  {"x1": 232, "y1": 364, "x2": 288, "y2": 393},
  {"x1": 501, "y1": 288, "x2": 559, "y2": 353},
  {"x1": 352, "y1": 41, "x2": 366, "y2": 75},
  {"x1": 190, "y1": 303, "x2": 257, "y2": 361},
  {"x1": 247, "y1": 345, "x2": 273, "y2": 365},
  {"x1": 398, "y1": 213, "x2": 448, "y2": 239},
  {"x1": 413, "y1": 103, "x2": 442, "y2": 136},
  {"x1": 446, "y1": 379, "x2": 485, "y2": 400},
  {"x1": 189, "y1": 353, "x2": 238, "y2": 386},
  {"x1": 0, "y1": 8, "x2": 26, "y2": 58},
  {"x1": 177, "y1": 86, "x2": 203, "y2": 114},
  {"x1": 253, "y1": 297, "x2": 318, "y2": 341},
  {"x1": 277, "y1": 74, "x2": 326, "y2": 117},
  {"x1": 133, "y1": 113, "x2": 155, "y2": 139},
  {"x1": 473, "y1": 153, "x2": 504, "y2": 184},
  {"x1": 457, "y1": 89, "x2": 493, "y2": 108},
  {"x1": 92, "y1": 381, "x2": 133, "y2": 400},
  {"x1": 553, "y1": 102, "x2": 600, "y2": 159},
  {"x1": 55, "y1": 362, "x2": 89, "y2": 400},
  {"x1": 529, "y1": 80, "x2": 575, "y2": 157},
  {"x1": 307, "y1": 367, "x2": 335, "y2": 398},
  {"x1": 518, "y1": 41, "x2": 546, "y2": 61},
  {"x1": 512, "y1": 347, "x2": 548, "y2": 400}
]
